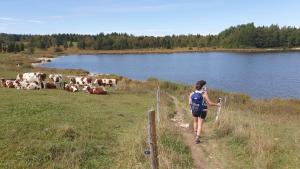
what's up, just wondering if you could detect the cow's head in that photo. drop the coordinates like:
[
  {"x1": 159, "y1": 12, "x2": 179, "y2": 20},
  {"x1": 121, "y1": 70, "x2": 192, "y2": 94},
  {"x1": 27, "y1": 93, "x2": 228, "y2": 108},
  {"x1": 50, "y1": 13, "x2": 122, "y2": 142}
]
[
  {"x1": 86, "y1": 77, "x2": 92, "y2": 84},
  {"x1": 38, "y1": 73, "x2": 47, "y2": 81},
  {"x1": 70, "y1": 78, "x2": 76, "y2": 84},
  {"x1": 1, "y1": 79, "x2": 5, "y2": 84}
]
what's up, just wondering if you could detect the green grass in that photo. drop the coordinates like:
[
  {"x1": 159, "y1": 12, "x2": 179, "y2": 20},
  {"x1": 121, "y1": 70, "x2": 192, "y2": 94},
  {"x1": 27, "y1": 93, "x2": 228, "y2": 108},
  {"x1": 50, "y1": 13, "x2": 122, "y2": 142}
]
[
  {"x1": 160, "y1": 131, "x2": 193, "y2": 168},
  {"x1": 0, "y1": 88, "x2": 154, "y2": 169}
]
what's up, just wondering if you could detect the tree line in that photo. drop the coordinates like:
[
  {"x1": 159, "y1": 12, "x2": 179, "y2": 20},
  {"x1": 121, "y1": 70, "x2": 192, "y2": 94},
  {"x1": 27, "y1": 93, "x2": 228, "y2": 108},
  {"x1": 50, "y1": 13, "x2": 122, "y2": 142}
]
[{"x1": 1, "y1": 23, "x2": 300, "y2": 53}]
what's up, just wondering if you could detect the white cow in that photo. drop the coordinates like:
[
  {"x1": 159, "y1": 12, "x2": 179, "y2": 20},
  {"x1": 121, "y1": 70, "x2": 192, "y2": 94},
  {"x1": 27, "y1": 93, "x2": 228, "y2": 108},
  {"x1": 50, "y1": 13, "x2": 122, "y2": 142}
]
[
  {"x1": 64, "y1": 83, "x2": 79, "y2": 92},
  {"x1": 17, "y1": 72, "x2": 47, "y2": 88},
  {"x1": 26, "y1": 82, "x2": 41, "y2": 90},
  {"x1": 49, "y1": 74, "x2": 63, "y2": 88},
  {"x1": 13, "y1": 80, "x2": 41, "y2": 90}
]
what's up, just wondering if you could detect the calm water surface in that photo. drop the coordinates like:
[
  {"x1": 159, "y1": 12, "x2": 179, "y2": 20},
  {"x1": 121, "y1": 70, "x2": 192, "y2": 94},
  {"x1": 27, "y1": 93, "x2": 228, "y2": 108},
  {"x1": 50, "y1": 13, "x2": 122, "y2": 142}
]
[{"x1": 42, "y1": 52, "x2": 300, "y2": 99}]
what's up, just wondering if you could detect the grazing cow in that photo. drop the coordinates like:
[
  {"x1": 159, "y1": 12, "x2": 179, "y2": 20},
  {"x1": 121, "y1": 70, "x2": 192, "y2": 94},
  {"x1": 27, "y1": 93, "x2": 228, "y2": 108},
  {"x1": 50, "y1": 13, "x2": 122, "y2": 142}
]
[
  {"x1": 64, "y1": 83, "x2": 79, "y2": 92},
  {"x1": 1, "y1": 79, "x2": 15, "y2": 88},
  {"x1": 82, "y1": 86, "x2": 108, "y2": 95},
  {"x1": 70, "y1": 77, "x2": 93, "y2": 86},
  {"x1": 45, "y1": 82, "x2": 57, "y2": 89},
  {"x1": 49, "y1": 74, "x2": 63, "y2": 88},
  {"x1": 17, "y1": 72, "x2": 47, "y2": 88}
]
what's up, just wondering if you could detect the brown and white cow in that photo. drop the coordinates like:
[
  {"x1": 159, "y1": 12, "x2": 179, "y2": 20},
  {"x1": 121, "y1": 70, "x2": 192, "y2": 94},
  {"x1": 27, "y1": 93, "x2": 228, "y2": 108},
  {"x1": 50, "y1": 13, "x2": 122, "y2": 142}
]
[
  {"x1": 13, "y1": 79, "x2": 23, "y2": 89},
  {"x1": 82, "y1": 86, "x2": 108, "y2": 95},
  {"x1": 13, "y1": 79, "x2": 41, "y2": 90},
  {"x1": 93, "y1": 78, "x2": 117, "y2": 87},
  {"x1": 70, "y1": 77, "x2": 93, "y2": 86},
  {"x1": 64, "y1": 83, "x2": 79, "y2": 92},
  {"x1": 49, "y1": 74, "x2": 63, "y2": 83},
  {"x1": 26, "y1": 81, "x2": 41, "y2": 90},
  {"x1": 49, "y1": 74, "x2": 63, "y2": 88},
  {"x1": 45, "y1": 82, "x2": 57, "y2": 89},
  {"x1": 1, "y1": 79, "x2": 15, "y2": 88},
  {"x1": 17, "y1": 72, "x2": 47, "y2": 88},
  {"x1": 93, "y1": 79, "x2": 104, "y2": 86}
]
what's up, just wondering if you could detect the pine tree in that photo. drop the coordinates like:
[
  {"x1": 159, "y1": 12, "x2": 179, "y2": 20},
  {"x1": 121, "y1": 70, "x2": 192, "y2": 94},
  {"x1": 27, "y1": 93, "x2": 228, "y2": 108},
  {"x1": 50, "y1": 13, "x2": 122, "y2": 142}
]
[
  {"x1": 7, "y1": 43, "x2": 15, "y2": 53},
  {"x1": 69, "y1": 41, "x2": 74, "y2": 48},
  {"x1": 63, "y1": 41, "x2": 68, "y2": 48},
  {"x1": 20, "y1": 43, "x2": 25, "y2": 51},
  {"x1": 14, "y1": 43, "x2": 20, "y2": 53}
]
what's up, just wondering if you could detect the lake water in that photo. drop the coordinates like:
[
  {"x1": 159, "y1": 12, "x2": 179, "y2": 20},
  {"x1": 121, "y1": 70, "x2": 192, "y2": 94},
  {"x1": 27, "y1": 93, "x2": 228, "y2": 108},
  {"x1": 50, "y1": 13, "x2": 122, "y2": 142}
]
[{"x1": 41, "y1": 52, "x2": 300, "y2": 99}]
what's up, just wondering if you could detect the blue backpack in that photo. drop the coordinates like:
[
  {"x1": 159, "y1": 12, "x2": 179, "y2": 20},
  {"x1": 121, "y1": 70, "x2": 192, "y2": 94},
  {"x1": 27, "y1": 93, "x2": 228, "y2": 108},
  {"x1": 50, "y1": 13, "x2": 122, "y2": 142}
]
[{"x1": 191, "y1": 91, "x2": 207, "y2": 114}]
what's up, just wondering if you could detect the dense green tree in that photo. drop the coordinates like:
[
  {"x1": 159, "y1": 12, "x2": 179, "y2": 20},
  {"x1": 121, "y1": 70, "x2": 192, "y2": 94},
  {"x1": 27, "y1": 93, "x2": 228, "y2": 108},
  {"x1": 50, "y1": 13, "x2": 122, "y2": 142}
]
[
  {"x1": 1, "y1": 23, "x2": 300, "y2": 53},
  {"x1": 7, "y1": 43, "x2": 15, "y2": 53},
  {"x1": 69, "y1": 41, "x2": 74, "y2": 48},
  {"x1": 63, "y1": 41, "x2": 68, "y2": 48},
  {"x1": 20, "y1": 43, "x2": 25, "y2": 51}
]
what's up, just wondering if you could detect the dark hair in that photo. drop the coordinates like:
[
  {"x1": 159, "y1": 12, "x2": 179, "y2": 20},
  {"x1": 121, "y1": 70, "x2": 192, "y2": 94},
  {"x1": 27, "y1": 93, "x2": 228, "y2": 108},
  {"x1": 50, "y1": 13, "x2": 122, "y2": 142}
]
[{"x1": 195, "y1": 80, "x2": 206, "y2": 90}]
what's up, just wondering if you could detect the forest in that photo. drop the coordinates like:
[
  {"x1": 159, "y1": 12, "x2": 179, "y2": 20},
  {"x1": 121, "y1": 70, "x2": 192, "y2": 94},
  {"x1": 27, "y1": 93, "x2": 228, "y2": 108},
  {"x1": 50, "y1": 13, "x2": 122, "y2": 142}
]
[{"x1": 1, "y1": 23, "x2": 300, "y2": 53}]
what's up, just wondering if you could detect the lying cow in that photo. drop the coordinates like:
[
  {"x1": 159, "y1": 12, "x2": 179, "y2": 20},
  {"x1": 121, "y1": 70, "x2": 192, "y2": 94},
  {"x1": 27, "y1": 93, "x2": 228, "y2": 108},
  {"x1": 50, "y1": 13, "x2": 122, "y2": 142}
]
[
  {"x1": 94, "y1": 78, "x2": 117, "y2": 87},
  {"x1": 13, "y1": 79, "x2": 23, "y2": 89},
  {"x1": 13, "y1": 80, "x2": 41, "y2": 90},
  {"x1": 70, "y1": 77, "x2": 93, "y2": 86},
  {"x1": 49, "y1": 74, "x2": 63, "y2": 88},
  {"x1": 26, "y1": 81, "x2": 41, "y2": 90},
  {"x1": 1, "y1": 79, "x2": 15, "y2": 88},
  {"x1": 64, "y1": 83, "x2": 79, "y2": 92},
  {"x1": 45, "y1": 82, "x2": 57, "y2": 89},
  {"x1": 17, "y1": 72, "x2": 47, "y2": 88},
  {"x1": 82, "y1": 86, "x2": 107, "y2": 95}
]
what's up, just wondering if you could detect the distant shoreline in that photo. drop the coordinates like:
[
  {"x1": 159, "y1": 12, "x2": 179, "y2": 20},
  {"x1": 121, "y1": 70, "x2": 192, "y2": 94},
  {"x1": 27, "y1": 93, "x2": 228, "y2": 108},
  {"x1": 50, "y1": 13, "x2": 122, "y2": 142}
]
[{"x1": 48, "y1": 47, "x2": 300, "y2": 56}]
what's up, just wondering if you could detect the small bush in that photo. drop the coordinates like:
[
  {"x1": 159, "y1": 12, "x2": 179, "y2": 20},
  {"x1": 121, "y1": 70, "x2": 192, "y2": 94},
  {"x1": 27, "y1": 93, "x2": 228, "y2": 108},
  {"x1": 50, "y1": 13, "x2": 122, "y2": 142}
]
[{"x1": 54, "y1": 47, "x2": 63, "y2": 53}]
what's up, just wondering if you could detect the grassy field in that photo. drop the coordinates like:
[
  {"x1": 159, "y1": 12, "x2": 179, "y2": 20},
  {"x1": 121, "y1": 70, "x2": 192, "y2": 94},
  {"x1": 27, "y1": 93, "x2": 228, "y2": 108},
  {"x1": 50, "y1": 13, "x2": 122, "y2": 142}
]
[
  {"x1": 0, "y1": 80, "x2": 194, "y2": 169},
  {"x1": 0, "y1": 52, "x2": 194, "y2": 169},
  {"x1": 0, "y1": 88, "x2": 154, "y2": 169}
]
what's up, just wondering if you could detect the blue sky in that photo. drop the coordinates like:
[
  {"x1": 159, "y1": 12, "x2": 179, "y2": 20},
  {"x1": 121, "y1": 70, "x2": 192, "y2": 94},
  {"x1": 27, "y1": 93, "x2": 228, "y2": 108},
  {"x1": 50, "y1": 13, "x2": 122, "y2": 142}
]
[{"x1": 0, "y1": 0, "x2": 299, "y2": 36}]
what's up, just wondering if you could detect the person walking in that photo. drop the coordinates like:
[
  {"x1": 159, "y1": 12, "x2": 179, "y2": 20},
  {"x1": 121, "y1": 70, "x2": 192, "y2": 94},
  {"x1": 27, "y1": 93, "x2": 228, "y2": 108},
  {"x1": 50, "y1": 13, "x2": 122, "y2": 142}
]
[{"x1": 189, "y1": 80, "x2": 220, "y2": 144}]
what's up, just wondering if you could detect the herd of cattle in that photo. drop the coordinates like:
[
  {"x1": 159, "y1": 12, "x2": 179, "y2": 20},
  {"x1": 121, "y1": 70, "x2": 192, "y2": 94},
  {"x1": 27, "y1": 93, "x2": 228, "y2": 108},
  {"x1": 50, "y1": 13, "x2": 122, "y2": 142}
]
[{"x1": 1, "y1": 72, "x2": 117, "y2": 95}]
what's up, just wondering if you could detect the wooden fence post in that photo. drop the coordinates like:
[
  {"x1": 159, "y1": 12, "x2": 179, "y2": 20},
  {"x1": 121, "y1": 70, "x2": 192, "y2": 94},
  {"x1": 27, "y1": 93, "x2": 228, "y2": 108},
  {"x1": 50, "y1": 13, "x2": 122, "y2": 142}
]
[
  {"x1": 215, "y1": 98, "x2": 222, "y2": 121},
  {"x1": 156, "y1": 86, "x2": 160, "y2": 123},
  {"x1": 148, "y1": 110, "x2": 159, "y2": 169}
]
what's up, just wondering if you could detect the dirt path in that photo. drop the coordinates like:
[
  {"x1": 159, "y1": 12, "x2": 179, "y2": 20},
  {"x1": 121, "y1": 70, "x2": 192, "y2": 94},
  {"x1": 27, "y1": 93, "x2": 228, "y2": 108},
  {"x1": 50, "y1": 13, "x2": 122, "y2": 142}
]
[{"x1": 169, "y1": 95, "x2": 223, "y2": 169}]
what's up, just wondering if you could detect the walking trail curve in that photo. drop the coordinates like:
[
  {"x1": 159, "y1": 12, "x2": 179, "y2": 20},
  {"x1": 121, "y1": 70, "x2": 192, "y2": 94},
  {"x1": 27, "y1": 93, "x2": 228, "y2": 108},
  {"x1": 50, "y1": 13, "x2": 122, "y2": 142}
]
[{"x1": 169, "y1": 95, "x2": 224, "y2": 169}]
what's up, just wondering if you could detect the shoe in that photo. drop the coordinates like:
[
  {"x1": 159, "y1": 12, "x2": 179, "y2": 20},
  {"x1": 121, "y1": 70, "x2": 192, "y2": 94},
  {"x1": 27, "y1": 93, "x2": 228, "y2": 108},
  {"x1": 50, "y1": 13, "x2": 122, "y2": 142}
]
[{"x1": 195, "y1": 135, "x2": 200, "y2": 144}]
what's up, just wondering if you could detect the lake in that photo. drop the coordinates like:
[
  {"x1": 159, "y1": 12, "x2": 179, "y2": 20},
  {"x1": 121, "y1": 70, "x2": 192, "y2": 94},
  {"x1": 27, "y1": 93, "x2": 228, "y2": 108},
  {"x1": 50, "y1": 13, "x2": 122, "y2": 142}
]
[{"x1": 41, "y1": 52, "x2": 300, "y2": 99}]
